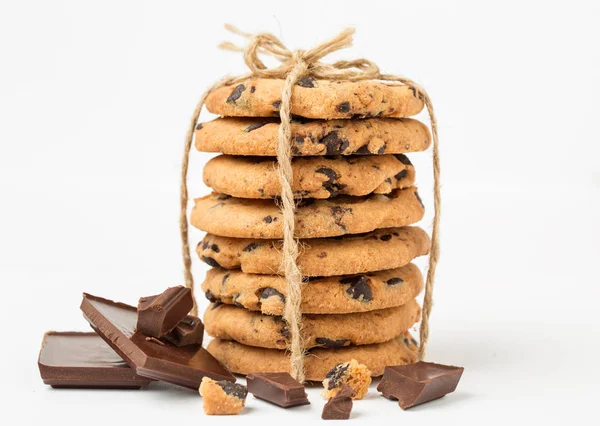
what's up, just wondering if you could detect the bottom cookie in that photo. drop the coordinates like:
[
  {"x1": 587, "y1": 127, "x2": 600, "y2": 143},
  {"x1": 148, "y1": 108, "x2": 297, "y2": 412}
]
[{"x1": 207, "y1": 332, "x2": 419, "y2": 381}]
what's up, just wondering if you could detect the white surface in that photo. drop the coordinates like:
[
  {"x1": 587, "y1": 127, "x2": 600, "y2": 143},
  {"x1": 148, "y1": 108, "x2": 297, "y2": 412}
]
[{"x1": 1, "y1": 0, "x2": 599, "y2": 424}]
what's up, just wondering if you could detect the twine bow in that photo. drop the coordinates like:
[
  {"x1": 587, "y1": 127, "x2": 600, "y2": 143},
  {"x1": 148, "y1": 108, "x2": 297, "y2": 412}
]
[{"x1": 180, "y1": 24, "x2": 440, "y2": 383}]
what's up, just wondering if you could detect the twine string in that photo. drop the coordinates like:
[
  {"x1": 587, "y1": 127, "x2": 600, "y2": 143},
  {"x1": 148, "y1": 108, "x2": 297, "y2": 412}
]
[{"x1": 180, "y1": 25, "x2": 440, "y2": 379}]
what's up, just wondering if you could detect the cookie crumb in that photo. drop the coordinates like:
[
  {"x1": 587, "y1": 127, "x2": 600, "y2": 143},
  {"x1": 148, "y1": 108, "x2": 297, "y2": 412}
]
[
  {"x1": 322, "y1": 359, "x2": 372, "y2": 400},
  {"x1": 199, "y1": 377, "x2": 248, "y2": 415}
]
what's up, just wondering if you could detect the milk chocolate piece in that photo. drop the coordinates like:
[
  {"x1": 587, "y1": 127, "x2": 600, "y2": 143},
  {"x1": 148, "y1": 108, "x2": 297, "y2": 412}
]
[
  {"x1": 38, "y1": 332, "x2": 151, "y2": 389},
  {"x1": 246, "y1": 372, "x2": 310, "y2": 408},
  {"x1": 377, "y1": 362, "x2": 464, "y2": 409},
  {"x1": 136, "y1": 286, "x2": 193, "y2": 338},
  {"x1": 322, "y1": 384, "x2": 354, "y2": 420},
  {"x1": 81, "y1": 293, "x2": 234, "y2": 389},
  {"x1": 164, "y1": 315, "x2": 204, "y2": 346}
]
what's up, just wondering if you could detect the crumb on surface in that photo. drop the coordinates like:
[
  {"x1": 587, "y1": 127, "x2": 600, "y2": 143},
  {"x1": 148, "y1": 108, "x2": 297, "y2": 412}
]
[
  {"x1": 199, "y1": 377, "x2": 248, "y2": 415},
  {"x1": 322, "y1": 359, "x2": 372, "y2": 400}
]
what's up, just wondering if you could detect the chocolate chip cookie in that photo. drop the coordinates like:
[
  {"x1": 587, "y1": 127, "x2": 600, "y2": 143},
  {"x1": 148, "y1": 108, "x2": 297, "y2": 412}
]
[
  {"x1": 207, "y1": 332, "x2": 419, "y2": 381},
  {"x1": 191, "y1": 187, "x2": 425, "y2": 239},
  {"x1": 202, "y1": 264, "x2": 423, "y2": 315},
  {"x1": 195, "y1": 117, "x2": 431, "y2": 156},
  {"x1": 203, "y1": 154, "x2": 415, "y2": 199},
  {"x1": 204, "y1": 301, "x2": 420, "y2": 350},
  {"x1": 198, "y1": 226, "x2": 430, "y2": 277},
  {"x1": 205, "y1": 78, "x2": 424, "y2": 119}
]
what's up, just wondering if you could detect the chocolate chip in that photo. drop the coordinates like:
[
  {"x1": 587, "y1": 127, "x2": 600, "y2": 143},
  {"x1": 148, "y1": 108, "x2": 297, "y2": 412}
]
[
  {"x1": 385, "y1": 178, "x2": 392, "y2": 184},
  {"x1": 411, "y1": 337, "x2": 418, "y2": 346},
  {"x1": 195, "y1": 123, "x2": 203, "y2": 130},
  {"x1": 414, "y1": 190, "x2": 424, "y2": 208},
  {"x1": 336, "y1": 102, "x2": 351, "y2": 113},
  {"x1": 257, "y1": 188, "x2": 265, "y2": 196},
  {"x1": 201, "y1": 240, "x2": 209, "y2": 250},
  {"x1": 408, "y1": 86, "x2": 418, "y2": 98},
  {"x1": 272, "y1": 100, "x2": 282, "y2": 109},
  {"x1": 297, "y1": 76, "x2": 316, "y2": 88},
  {"x1": 340, "y1": 275, "x2": 372, "y2": 302},
  {"x1": 316, "y1": 167, "x2": 347, "y2": 197},
  {"x1": 386, "y1": 277, "x2": 404, "y2": 286},
  {"x1": 222, "y1": 273, "x2": 230, "y2": 286},
  {"x1": 330, "y1": 206, "x2": 352, "y2": 232},
  {"x1": 316, "y1": 338, "x2": 349, "y2": 349},
  {"x1": 244, "y1": 122, "x2": 268, "y2": 133},
  {"x1": 259, "y1": 287, "x2": 285, "y2": 302},
  {"x1": 280, "y1": 327, "x2": 291, "y2": 339},
  {"x1": 211, "y1": 300, "x2": 223, "y2": 309},
  {"x1": 403, "y1": 337, "x2": 411, "y2": 347},
  {"x1": 396, "y1": 154, "x2": 412, "y2": 166},
  {"x1": 210, "y1": 244, "x2": 220, "y2": 253},
  {"x1": 250, "y1": 85, "x2": 256, "y2": 93},
  {"x1": 325, "y1": 363, "x2": 350, "y2": 389},
  {"x1": 243, "y1": 242, "x2": 261, "y2": 252},
  {"x1": 394, "y1": 170, "x2": 408, "y2": 180},
  {"x1": 317, "y1": 251, "x2": 327, "y2": 259},
  {"x1": 226, "y1": 84, "x2": 246, "y2": 104},
  {"x1": 380, "y1": 234, "x2": 392, "y2": 241},
  {"x1": 320, "y1": 132, "x2": 350, "y2": 155},
  {"x1": 216, "y1": 381, "x2": 248, "y2": 400},
  {"x1": 216, "y1": 194, "x2": 232, "y2": 200},
  {"x1": 205, "y1": 290, "x2": 218, "y2": 303},
  {"x1": 296, "y1": 198, "x2": 315, "y2": 208},
  {"x1": 232, "y1": 293, "x2": 244, "y2": 307},
  {"x1": 355, "y1": 144, "x2": 371, "y2": 155},
  {"x1": 201, "y1": 256, "x2": 221, "y2": 268},
  {"x1": 264, "y1": 216, "x2": 273, "y2": 224},
  {"x1": 377, "y1": 144, "x2": 386, "y2": 154}
]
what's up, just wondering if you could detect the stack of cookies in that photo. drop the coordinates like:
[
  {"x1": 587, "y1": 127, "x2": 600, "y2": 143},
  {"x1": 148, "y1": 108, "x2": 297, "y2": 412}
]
[{"x1": 192, "y1": 77, "x2": 432, "y2": 381}]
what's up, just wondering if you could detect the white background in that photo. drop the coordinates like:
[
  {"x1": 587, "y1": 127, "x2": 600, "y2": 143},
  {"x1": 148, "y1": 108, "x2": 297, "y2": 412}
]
[{"x1": 1, "y1": 0, "x2": 599, "y2": 424}]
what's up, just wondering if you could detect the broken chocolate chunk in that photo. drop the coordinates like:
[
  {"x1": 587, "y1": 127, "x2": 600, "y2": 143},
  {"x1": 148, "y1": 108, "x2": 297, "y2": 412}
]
[
  {"x1": 164, "y1": 315, "x2": 204, "y2": 347},
  {"x1": 316, "y1": 167, "x2": 347, "y2": 197},
  {"x1": 322, "y1": 384, "x2": 354, "y2": 420},
  {"x1": 377, "y1": 362, "x2": 464, "y2": 409},
  {"x1": 136, "y1": 286, "x2": 193, "y2": 338},
  {"x1": 226, "y1": 84, "x2": 246, "y2": 104},
  {"x1": 247, "y1": 372, "x2": 310, "y2": 408}
]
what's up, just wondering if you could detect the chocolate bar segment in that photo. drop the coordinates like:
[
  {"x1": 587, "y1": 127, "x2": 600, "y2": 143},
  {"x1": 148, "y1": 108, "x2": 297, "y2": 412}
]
[
  {"x1": 322, "y1": 384, "x2": 354, "y2": 420},
  {"x1": 164, "y1": 315, "x2": 204, "y2": 347},
  {"x1": 136, "y1": 286, "x2": 193, "y2": 338},
  {"x1": 81, "y1": 293, "x2": 234, "y2": 389},
  {"x1": 246, "y1": 372, "x2": 310, "y2": 408},
  {"x1": 377, "y1": 361, "x2": 464, "y2": 409},
  {"x1": 38, "y1": 332, "x2": 151, "y2": 389}
]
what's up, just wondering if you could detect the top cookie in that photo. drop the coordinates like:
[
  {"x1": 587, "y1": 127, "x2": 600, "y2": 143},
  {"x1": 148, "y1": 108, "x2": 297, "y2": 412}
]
[{"x1": 205, "y1": 78, "x2": 424, "y2": 119}]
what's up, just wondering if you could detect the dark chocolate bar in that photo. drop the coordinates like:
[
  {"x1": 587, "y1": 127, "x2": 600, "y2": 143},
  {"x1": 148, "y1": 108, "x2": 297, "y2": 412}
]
[
  {"x1": 246, "y1": 372, "x2": 310, "y2": 408},
  {"x1": 164, "y1": 315, "x2": 204, "y2": 347},
  {"x1": 38, "y1": 332, "x2": 152, "y2": 389},
  {"x1": 81, "y1": 293, "x2": 234, "y2": 389},
  {"x1": 377, "y1": 361, "x2": 464, "y2": 409},
  {"x1": 322, "y1": 384, "x2": 354, "y2": 420},
  {"x1": 136, "y1": 286, "x2": 193, "y2": 338}
]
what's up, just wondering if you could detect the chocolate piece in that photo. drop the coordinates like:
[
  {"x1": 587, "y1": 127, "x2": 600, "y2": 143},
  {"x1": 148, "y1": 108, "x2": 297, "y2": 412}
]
[
  {"x1": 80, "y1": 293, "x2": 234, "y2": 389},
  {"x1": 246, "y1": 372, "x2": 310, "y2": 408},
  {"x1": 38, "y1": 332, "x2": 151, "y2": 389},
  {"x1": 164, "y1": 315, "x2": 204, "y2": 347},
  {"x1": 322, "y1": 384, "x2": 354, "y2": 420},
  {"x1": 377, "y1": 362, "x2": 464, "y2": 409},
  {"x1": 136, "y1": 286, "x2": 193, "y2": 338}
]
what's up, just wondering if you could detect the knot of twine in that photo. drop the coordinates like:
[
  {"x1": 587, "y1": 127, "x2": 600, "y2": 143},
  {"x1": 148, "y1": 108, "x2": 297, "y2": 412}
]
[{"x1": 180, "y1": 24, "x2": 440, "y2": 383}]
